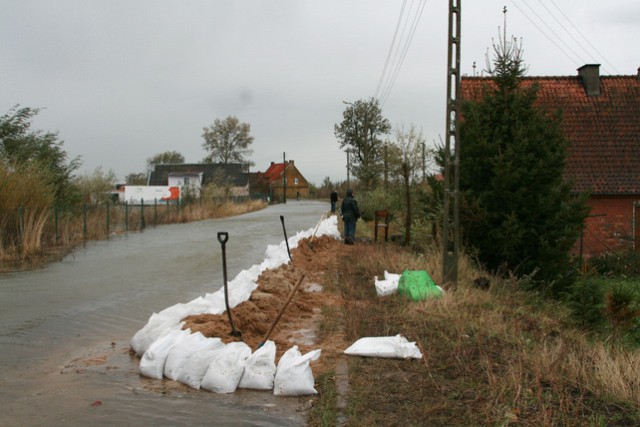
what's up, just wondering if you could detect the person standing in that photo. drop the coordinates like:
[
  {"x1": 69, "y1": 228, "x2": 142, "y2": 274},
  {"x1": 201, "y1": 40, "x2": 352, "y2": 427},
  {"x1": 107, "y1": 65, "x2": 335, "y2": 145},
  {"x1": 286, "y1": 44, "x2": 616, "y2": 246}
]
[
  {"x1": 330, "y1": 190, "x2": 338, "y2": 213},
  {"x1": 340, "y1": 188, "x2": 360, "y2": 244}
]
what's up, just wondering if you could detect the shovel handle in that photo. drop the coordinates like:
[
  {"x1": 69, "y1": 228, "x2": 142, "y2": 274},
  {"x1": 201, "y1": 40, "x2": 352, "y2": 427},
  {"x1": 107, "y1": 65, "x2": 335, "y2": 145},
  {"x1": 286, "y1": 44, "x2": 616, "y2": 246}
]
[{"x1": 217, "y1": 231, "x2": 229, "y2": 244}]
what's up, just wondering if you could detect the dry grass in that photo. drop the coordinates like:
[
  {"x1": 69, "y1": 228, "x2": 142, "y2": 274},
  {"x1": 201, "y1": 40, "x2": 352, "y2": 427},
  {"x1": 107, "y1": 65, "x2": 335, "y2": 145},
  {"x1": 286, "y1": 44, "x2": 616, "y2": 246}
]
[{"x1": 311, "y1": 242, "x2": 640, "y2": 426}]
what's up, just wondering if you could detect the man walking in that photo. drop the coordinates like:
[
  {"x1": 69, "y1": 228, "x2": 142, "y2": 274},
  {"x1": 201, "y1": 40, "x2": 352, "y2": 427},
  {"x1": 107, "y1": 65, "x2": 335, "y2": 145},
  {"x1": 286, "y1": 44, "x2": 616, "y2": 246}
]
[
  {"x1": 330, "y1": 190, "x2": 338, "y2": 213},
  {"x1": 340, "y1": 189, "x2": 360, "y2": 244}
]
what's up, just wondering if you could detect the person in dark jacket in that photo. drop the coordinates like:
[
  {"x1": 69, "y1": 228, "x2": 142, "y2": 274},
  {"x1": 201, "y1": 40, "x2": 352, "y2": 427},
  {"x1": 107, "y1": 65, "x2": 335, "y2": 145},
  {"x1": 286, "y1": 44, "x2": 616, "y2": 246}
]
[
  {"x1": 340, "y1": 188, "x2": 360, "y2": 244},
  {"x1": 330, "y1": 190, "x2": 338, "y2": 213}
]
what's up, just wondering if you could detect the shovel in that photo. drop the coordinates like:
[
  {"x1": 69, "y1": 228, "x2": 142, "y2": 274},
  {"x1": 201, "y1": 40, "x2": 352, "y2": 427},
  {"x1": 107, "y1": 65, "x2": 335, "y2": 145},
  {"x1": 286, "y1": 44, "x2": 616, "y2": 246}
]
[
  {"x1": 307, "y1": 213, "x2": 325, "y2": 249},
  {"x1": 217, "y1": 232, "x2": 241, "y2": 338},
  {"x1": 280, "y1": 215, "x2": 292, "y2": 262},
  {"x1": 258, "y1": 274, "x2": 306, "y2": 349}
]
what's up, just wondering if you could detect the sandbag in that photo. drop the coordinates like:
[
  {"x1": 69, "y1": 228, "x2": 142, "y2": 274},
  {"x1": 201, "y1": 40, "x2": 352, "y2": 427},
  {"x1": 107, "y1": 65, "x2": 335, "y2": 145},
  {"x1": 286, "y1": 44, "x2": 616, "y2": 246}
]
[
  {"x1": 164, "y1": 332, "x2": 212, "y2": 381},
  {"x1": 374, "y1": 270, "x2": 401, "y2": 296},
  {"x1": 397, "y1": 269, "x2": 442, "y2": 301},
  {"x1": 273, "y1": 346, "x2": 321, "y2": 396},
  {"x1": 238, "y1": 340, "x2": 277, "y2": 390},
  {"x1": 176, "y1": 339, "x2": 225, "y2": 389},
  {"x1": 139, "y1": 327, "x2": 191, "y2": 379},
  {"x1": 200, "y1": 342, "x2": 252, "y2": 394},
  {"x1": 344, "y1": 334, "x2": 422, "y2": 359}
]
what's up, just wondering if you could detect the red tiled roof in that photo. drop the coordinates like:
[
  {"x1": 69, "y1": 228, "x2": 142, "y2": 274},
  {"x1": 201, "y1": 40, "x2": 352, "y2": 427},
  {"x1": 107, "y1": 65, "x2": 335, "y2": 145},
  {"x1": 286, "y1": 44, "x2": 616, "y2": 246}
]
[
  {"x1": 460, "y1": 74, "x2": 640, "y2": 195},
  {"x1": 262, "y1": 162, "x2": 287, "y2": 183}
]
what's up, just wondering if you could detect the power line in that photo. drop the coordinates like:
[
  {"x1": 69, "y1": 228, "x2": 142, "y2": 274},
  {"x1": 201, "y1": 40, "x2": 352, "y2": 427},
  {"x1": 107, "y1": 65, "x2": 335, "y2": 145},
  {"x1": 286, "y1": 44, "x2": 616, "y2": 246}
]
[
  {"x1": 374, "y1": 0, "x2": 428, "y2": 107},
  {"x1": 374, "y1": 0, "x2": 408, "y2": 99},
  {"x1": 510, "y1": 0, "x2": 620, "y2": 75},
  {"x1": 547, "y1": 0, "x2": 620, "y2": 74},
  {"x1": 512, "y1": 0, "x2": 589, "y2": 67}
]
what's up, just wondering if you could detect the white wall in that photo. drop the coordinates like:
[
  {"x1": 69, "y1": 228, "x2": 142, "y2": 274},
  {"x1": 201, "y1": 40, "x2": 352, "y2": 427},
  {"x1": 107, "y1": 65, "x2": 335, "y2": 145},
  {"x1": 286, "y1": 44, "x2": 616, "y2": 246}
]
[{"x1": 124, "y1": 186, "x2": 180, "y2": 204}]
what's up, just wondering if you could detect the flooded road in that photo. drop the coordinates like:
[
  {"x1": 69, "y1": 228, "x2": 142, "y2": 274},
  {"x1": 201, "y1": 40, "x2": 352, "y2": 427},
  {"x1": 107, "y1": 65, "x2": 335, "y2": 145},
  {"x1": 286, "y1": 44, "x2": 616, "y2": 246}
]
[{"x1": 0, "y1": 201, "x2": 328, "y2": 426}]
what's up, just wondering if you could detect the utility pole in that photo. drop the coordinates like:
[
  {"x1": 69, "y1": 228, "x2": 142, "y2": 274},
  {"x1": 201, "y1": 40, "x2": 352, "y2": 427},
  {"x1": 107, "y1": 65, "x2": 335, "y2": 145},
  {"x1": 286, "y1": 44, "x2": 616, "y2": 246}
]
[
  {"x1": 282, "y1": 152, "x2": 287, "y2": 204},
  {"x1": 442, "y1": 0, "x2": 461, "y2": 285},
  {"x1": 346, "y1": 150, "x2": 351, "y2": 187}
]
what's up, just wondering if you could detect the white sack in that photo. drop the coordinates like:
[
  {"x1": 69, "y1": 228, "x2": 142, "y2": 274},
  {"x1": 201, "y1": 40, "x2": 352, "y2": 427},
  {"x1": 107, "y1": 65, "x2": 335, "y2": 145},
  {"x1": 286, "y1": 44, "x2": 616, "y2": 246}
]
[
  {"x1": 238, "y1": 340, "x2": 277, "y2": 390},
  {"x1": 176, "y1": 339, "x2": 225, "y2": 389},
  {"x1": 200, "y1": 342, "x2": 252, "y2": 394},
  {"x1": 373, "y1": 271, "x2": 401, "y2": 296},
  {"x1": 384, "y1": 270, "x2": 401, "y2": 282},
  {"x1": 273, "y1": 346, "x2": 321, "y2": 396},
  {"x1": 164, "y1": 332, "x2": 212, "y2": 381},
  {"x1": 344, "y1": 334, "x2": 422, "y2": 359},
  {"x1": 139, "y1": 327, "x2": 191, "y2": 379}
]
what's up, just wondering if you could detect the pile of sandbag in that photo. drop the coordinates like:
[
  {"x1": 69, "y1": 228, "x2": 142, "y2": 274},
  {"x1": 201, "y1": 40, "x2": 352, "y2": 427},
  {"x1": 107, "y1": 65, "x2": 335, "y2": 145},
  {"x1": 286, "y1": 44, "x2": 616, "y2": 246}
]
[
  {"x1": 131, "y1": 216, "x2": 339, "y2": 396},
  {"x1": 139, "y1": 329, "x2": 321, "y2": 395}
]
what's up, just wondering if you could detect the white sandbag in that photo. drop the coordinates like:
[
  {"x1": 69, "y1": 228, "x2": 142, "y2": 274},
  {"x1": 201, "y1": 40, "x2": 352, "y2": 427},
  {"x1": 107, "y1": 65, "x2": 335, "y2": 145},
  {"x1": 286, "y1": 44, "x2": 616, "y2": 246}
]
[
  {"x1": 384, "y1": 270, "x2": 401, "y2": 282},
  {"x1": 344, "y1": 334, "x2": 422, "y2": 359},
  {"x1": 139, "y1": 327, "x2": 191, "y2": 379},
  {"x1": 176, "y1": 339, "x2": 225, "y2": 389},
  {"x1": 273, "y1": 346, "x2": 321, "y2": 396},
  {"x1": 131, "y1": 302, "x2": 194, "y2": 356},
  {"x1": 200, "y1": 342, "x2": 252, "y2": 394},
  {"x1": 164, "y1": 332, "x2": 212, "y2": 381},
  {"x1": 374, "y1": 271, "x2": 401, "y2": 296},
  {"x1": 238, "y1": 340, "x2": 277, "y2": 390}
]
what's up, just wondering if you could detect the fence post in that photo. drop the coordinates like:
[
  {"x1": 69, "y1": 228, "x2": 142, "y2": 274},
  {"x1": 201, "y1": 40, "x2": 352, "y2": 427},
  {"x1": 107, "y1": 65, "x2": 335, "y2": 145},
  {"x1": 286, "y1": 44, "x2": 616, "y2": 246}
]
[
  {"x1": 140, "y1": 199, "x2": 145, "y2": 229},
  {"x1": 18, "y1": 206, "x2": 24, "y2": 251},
  {"x1": 125, "y1": 202, "x2": 129, "y2": 232},
  {"x1": 106, "y1": 202, "x2": 110, "y2": 238},
  {"x1": 54, "y1": 205, "x2": 59, "y2": 244},
  {"x1": 83, "y1": 204, "x2": 88, "y2": 240},
  {"x1": 154, "y1": 198, "x2": 158, "y2": 226}
]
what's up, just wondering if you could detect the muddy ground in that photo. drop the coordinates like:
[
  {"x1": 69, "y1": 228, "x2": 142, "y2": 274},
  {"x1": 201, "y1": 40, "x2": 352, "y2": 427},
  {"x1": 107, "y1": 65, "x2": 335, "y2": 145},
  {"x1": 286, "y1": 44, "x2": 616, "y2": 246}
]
[{"x1": 182, "y1": 234, "x2": 350, "y2": 375}]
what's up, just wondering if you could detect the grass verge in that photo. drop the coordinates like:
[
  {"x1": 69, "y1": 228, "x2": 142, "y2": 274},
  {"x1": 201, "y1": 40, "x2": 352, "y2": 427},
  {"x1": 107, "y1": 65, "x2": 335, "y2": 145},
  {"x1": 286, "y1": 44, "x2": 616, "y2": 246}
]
[{"x1": 308, "y1": 242, "x2": 640, "y2": 426}]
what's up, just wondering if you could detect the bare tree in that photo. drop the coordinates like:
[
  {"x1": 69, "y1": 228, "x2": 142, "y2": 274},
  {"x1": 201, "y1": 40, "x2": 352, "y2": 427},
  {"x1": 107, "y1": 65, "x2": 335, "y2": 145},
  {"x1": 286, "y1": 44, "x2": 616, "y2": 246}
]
[{"x1": 202, "y1": 116, "x2": 254, "y2": 164}]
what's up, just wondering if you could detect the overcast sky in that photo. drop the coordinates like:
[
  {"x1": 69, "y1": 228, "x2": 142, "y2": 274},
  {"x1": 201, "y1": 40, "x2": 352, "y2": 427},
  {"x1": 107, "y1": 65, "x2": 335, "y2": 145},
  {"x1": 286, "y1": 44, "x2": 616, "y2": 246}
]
[{"x1": 1, "y1": 1, "x2": 638, "y2": 186}]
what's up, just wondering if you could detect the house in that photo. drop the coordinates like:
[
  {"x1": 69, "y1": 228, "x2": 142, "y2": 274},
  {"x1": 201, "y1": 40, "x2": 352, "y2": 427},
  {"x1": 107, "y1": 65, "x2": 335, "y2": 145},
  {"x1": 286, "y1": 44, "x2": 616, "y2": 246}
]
[
  {"x1": 148, "y1": 163, "x2": 250, "y2": 197},
  {"x1": 460, "y1": 65, "x2": 640, "y2": 257},
  {"x1": 253, "y1": 160, "x2": 310, "y2": 201}
]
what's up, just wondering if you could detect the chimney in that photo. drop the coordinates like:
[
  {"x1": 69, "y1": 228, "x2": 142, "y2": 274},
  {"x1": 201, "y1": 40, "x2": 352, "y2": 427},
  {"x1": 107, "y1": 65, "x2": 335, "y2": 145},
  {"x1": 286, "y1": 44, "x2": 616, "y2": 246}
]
[
  {"x1": 578, "y1": 64, "x2": 601, "y2": 97},
  {"x1": 637, "y1": 67, "x2": 640, "y2": 81}
]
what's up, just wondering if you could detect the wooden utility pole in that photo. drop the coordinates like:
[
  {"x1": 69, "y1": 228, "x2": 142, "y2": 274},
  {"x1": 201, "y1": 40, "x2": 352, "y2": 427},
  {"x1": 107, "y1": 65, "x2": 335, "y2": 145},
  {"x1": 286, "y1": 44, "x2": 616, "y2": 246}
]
[
  {"x1": 282, "y1": 152, "x2": 287, "y2": 204},
  {"x1": 442, "y1": 0, "x2": 461, "y2": 285}
]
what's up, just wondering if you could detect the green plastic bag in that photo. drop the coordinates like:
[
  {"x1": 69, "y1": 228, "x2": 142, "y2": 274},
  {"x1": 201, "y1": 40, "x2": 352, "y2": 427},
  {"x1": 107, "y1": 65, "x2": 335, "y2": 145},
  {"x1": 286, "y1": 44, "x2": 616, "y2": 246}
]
[{"x1": 397, "y1": 269, "x2": 442, "y2": 301}]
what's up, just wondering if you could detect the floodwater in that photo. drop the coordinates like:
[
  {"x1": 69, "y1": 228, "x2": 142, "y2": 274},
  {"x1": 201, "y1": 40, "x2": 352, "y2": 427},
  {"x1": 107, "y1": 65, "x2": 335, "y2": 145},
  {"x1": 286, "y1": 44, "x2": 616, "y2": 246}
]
[{"x1": 0, "y1": 201, "x2": 328, "y2": 427}]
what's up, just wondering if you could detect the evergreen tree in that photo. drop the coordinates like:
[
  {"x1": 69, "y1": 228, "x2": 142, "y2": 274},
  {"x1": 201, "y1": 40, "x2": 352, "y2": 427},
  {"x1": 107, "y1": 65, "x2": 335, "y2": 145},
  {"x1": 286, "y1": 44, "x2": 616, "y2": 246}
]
[{"x1": 460, "y1": 36, "x2": 588, "y2": 293}]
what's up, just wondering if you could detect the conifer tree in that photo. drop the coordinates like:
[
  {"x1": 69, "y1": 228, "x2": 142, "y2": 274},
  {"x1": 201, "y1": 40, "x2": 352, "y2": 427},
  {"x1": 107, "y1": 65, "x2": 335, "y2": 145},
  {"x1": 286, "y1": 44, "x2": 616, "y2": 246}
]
[{"x1": 460, "y1": 35, "x2": 588, "y2": 293}]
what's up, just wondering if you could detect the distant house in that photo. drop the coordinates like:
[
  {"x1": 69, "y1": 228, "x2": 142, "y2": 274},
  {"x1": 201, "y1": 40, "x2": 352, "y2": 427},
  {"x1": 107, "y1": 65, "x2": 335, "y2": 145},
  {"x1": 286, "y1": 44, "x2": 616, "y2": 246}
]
[
  {"x1": 252, "y1": 160, "x2": 310, "y2": 201},
  {"x1": 460, "y1": 64, "x2": 640, "y2": 257},
  {"x1": 148, "y1": 163, "x2": 250, "y2": 197}
]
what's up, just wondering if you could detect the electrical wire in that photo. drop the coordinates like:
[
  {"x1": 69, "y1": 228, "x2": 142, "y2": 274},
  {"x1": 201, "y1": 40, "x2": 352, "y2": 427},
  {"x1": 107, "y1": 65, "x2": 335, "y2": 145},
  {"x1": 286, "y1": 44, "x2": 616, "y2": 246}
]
[
  {"x1": 374, "y1": 0, "x2": 408, "y2": 99},
  {"x1": 511, "y1": 0, "x2": 620, "y2": 75},
  {"x1": 512, "y1": 0, "x2": 589, "y2": 67},
  {"x1": 547, "y1": 0, "x2": 620, "y2": 74},
  {"x1": 374, "y1": 0, "x2": 428, "y2": 107}
]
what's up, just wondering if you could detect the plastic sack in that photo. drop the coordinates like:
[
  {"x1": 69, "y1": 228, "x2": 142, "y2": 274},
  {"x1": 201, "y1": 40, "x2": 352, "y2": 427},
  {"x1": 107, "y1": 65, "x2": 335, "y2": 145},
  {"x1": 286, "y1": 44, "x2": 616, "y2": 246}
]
[
  {"x1": 238, "y1": 340, "x2": 277, "y2": 390},
  {"x1": 273, "y1": 346, "x2": 321, "y2": 396},
  {"x1": 176, "y1": 339, "x2": 225, "y2": 389},
  {"x1": 374, "y1": 270, "x2": 401, "y2": 296},
  {"x1": 164, "y1": 332, "x2": 213, "y2": 381},
  {"x1": 397, "y1": 269, "x2": 442, "y2": 301},
  {"x1": 139, "y1": 327, "x2": 191, "y2": 379},
  {"x1": 200, "y1": 342, "x2": 252, "y2": 394},
  {"x1": 344, "y1": 334, "x2": 422, "y2": 359}
]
